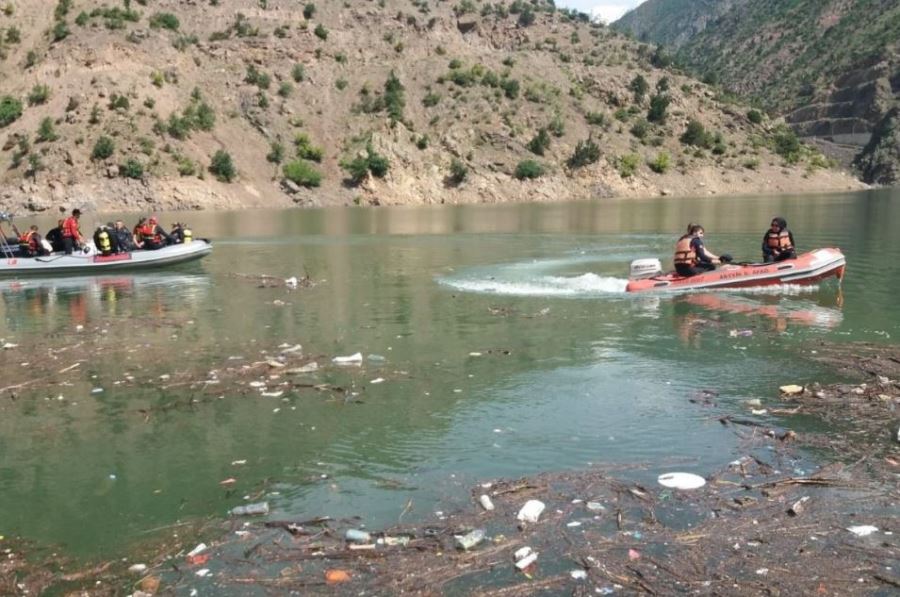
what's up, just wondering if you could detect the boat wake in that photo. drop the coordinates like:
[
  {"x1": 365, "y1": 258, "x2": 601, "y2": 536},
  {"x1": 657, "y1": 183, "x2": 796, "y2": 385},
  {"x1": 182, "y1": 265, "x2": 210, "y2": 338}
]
[{"x1": 438, "y1": 254, "x2": 629, "y2": 298}]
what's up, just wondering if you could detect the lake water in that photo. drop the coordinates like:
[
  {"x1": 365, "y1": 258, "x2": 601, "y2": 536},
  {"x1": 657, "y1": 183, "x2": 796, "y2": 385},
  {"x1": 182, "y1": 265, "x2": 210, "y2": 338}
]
[{"x1": 1, "y1": 188, "x2": 897, "y2": 559}]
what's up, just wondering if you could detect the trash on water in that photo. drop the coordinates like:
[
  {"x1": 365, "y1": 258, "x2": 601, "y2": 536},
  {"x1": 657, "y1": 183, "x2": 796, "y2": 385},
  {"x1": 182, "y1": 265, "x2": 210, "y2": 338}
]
[
  {"x1": 187, "y1": 543, "x2": 208, "y2": 557},
  {"x1": 628, "y1": 548, "x2": 641, "y2": 561},
  {"x1": 729, "y1": 329, "x2": 754, "y2": 337},
  {"x1": 566, "y1": 521, "x2": 582, "y2": 527},
  {"x1": 261, "y1": 391, "x2": 284, "y2": 398},
  {"x1": 570, "y1": 569, "x2": 588, "y2": 580},
  {"x1": 788, "y1": 496, "x2": 810, "y2": 517},
  {"x1": 345, "y1": 529, "x2": 371, "y2": 543},
  {"x1": 249, "y1": 381, "x2": 266, "y2": 388},
  {"x1": 230, "y1": 502, "x2": 269, "y2": 516},
  {"x1": 370, "y1": 378, "x2": 385, "y2": 384},
  {"x1": 469, "y1": 352, "x2": 482, "y2": 356},
  {"x1": 586, "y1": 501, "x2": 605, "y2": 511},
  {"x1": 367, "y1": 354, "x2": 387, "y2": 362},
  {"x1": 286, "y1": 362, "x2": 318, "y2": 374},
  {"x1": 517, "y1": 499, "x2": 546, "y2": 523},
  {"x1": 454, "y1": 529, "x2": 486, "y2": 551},
  {"x1": 325, "y1": 569, "x2": 350, "y2": 584},
  {"x1": 128, "y1": 563, "x2": 148, "y2": 574},
  {"x1": 139, "y1": 576, "x2": 160, "y2": 594},
  {"x1": 514, "y1": 546, "x2": 538, "y2": 570},
  {"x1": 847, "y1": 525, "x2": 878, "y2": 536},
  {"x1": 186, "y1": 553, "x2": 209, "y2": 566},
  {"x1": 285, "y1": 276, "x2": 298, "y2": 288},
  {"x1": 744, "y1": 399, "x2": 762, "y2": 407},
  {"x1": 333, "y1": 352, "x2": 363, "y2": 365},
  {"x1": 1, "y1": 342, "x2": 17, "y2": 349},
  {"x1": 219, "y1": 478, "x2": 237, "y2": 486},
  {"x1": 657, "y1": 472, "x2": 706, "y2": 490},
  {"x1": 195, "y1": 568, "x2": 210, "y2": 577},
  {"x1": 266, "y1": 360, "x2": 285, "y2": 369},
  {"x1": 779, "y1": 384, "x2": 804, "y2": 395},
  {"x1": 91, "y1": 388, "x2": 104, "y2": 394},
  {"x1": 478, "y1": 494, "x2": 495, "y2": 511},
  {"x1": 377, "y1": 536, "x2": 410, "y2": 547},
  {"x1": 751, "y1": 409, "x2": 768, "y2": 415}
]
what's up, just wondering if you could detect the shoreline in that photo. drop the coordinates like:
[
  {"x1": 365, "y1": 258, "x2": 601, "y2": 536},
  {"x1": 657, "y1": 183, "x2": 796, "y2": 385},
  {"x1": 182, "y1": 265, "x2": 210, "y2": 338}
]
[{"x1": 2, "y1": 341, "x2": 898, "y2": 595}]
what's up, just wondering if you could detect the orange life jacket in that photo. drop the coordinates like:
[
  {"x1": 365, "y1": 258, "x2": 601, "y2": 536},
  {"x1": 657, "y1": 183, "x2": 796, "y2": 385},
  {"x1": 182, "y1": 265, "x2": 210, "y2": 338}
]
[
  {"x1": 674, "y1": 235, "x2": 697, "y2": 266},
  {"x1": 18, "y1": 230, "x2": 38, "y2": 254},
  {"x1": 765, "y1": 230, "x2": 793, "y2": 251},
  {"x1": 62, "y1": 216, "x2": 81, "y2": 240},
  {"x1": 141, "y1": 224, "x2": 160, "y2": 244}
]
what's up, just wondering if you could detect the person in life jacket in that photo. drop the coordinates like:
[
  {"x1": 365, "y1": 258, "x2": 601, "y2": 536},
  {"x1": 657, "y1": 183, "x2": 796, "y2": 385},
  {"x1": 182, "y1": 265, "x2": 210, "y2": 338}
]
[
  {"x1": 132, "y1": 217, "x2": 147, "y2": 249},
  {"x1": 18, "y1": 225, "x2": 48, "y2": 257},
  {"x1": 140, "y1": 216, "x2": 173, "y2": 250},
  {"x1": 762, "y1": 216, "x2": 796, "y2": 263},
  {"x1": 61, "y1": 208, "x2": 84, "y2": 254},
  {"x1": 93, "y1": 224, "x2": 113, "y2": 256},
  {"x1": 674, "y1": 223, "x2": 727, "y2": 277}
]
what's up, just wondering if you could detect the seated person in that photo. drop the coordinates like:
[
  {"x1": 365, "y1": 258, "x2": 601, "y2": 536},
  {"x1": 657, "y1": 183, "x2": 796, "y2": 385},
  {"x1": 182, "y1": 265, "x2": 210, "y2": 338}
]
[
  {"x1": 138, "y1": 216, "x2": 173, "y2": 250},
  {"x1": 112, "y1": 220, "x2": 135, "y2": 253},
  {"x1": 18, "y1": 225, "x2": 49, "y2": 257},
  {"x1": 169, "y1": 222, "x2": 193, "y2": 244},
  {"x1": 674, "y1": 224, "x2": 725, "y2": 277},
  {"x1": 45, "y1": 219, "x2": 65, "y2": 252},
  {"x1": 762, "y1": 217, "x2": 796, "y2": 263},
  {"x1": 132, "y1": 217, "x2": 147, "y2": 249}
]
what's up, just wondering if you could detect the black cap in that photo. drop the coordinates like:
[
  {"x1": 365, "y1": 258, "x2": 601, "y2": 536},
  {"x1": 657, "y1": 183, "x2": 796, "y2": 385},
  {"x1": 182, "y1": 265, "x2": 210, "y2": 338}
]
[{"x1": 72, "y1": 208, "x2": 82, "y2": 216}]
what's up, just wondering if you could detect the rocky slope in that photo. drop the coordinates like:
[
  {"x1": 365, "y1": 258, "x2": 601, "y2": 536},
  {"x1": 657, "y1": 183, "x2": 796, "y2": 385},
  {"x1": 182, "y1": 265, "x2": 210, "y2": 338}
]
[
  {"x1": 615, "y1": 1, "x2": 900, "y2": 144},
  {"x1": 0, "y1": 0, "x2": 864, "y2": 214}
]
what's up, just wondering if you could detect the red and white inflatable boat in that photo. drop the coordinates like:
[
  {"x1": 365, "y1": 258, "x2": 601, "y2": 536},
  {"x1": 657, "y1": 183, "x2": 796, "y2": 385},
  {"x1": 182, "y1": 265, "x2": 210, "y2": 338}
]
[{"x1": 626, "y1": 248, "x2": 846, "y2": 293}]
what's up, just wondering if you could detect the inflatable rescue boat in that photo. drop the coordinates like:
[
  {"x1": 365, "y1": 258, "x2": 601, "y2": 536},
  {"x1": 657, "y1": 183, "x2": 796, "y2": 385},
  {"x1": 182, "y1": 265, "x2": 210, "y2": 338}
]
[{"x1": 626, "y1": 248, "x2": 845, "y2": 293}]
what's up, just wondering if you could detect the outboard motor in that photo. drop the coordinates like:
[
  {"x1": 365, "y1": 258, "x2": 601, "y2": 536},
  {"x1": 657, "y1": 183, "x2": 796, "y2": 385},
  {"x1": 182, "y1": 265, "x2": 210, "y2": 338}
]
[{"x1": 629, "y1": 258, "x2": 662, "y2": 280}]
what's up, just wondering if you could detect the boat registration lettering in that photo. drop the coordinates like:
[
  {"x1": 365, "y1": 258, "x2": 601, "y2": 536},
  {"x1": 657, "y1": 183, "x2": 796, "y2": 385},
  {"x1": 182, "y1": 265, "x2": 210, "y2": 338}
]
[{"x1": 719, "y1": 267, "x2": 772, "y2": 280}]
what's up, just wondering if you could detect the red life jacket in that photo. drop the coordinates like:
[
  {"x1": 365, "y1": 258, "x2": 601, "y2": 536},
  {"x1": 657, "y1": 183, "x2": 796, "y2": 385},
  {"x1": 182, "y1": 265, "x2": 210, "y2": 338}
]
[
  {"x1": 141, "y1": 224, "x2": 160, "y2": 244},
  {"x1": 765, "y1": 230, "x2": 793, "y2": 251},
  {"x1": 674, "y1": 235, "x2": 697, "y2": 266},
  {"x1": 62, "y1": 216, "x2": 81, "y2": 240}
]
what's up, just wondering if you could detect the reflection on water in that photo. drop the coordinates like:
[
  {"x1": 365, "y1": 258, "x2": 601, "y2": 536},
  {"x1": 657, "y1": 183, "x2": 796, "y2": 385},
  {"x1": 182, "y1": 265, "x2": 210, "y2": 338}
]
[{"x1": 0, "y1": 189, "x2": 898, "y2": 561}]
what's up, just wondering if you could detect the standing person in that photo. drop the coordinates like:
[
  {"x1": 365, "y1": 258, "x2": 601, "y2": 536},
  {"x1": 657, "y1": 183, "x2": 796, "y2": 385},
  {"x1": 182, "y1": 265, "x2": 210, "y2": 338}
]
[
  {"x1": 61, "y1": 208, "x2": 83, "y2": 254},
  {"x1": 762, "y1": 217, "x2": 796, "y2": 263},
  {"x1": 674, "y1": 224, "x2": 725, "y2": 277},
  {"x1": 45, "y1": 219, "x2": 65, "y2": 252}
]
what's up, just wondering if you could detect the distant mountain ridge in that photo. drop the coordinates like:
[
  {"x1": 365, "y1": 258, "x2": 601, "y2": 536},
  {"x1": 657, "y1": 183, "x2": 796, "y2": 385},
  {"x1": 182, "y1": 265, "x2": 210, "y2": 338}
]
[{"x1": 614, "y1": 0, "x2": 900, "y2": 183}]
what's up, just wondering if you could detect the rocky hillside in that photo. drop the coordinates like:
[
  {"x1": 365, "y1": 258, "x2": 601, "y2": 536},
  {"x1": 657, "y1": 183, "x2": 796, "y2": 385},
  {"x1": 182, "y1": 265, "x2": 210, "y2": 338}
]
[
  {"x1": 0, "y1": 0, "x2": 863, "y2": 214},
  {"x1": 615, "y1": 1, "x2": 900, "y2": 151}
]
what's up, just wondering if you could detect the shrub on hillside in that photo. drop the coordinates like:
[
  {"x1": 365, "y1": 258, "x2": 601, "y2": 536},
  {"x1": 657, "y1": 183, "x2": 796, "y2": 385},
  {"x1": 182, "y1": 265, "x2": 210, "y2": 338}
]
[
  {"x1": 291, "y1": 63, "x2": 306, "y2": 82},
  {"x1": 680, "y1": 119, "x2": 713, "y2": 148},
  {"x1": 149, "y1": 12, "x2": 180, "y2": 31},
  {"x1": 618, "y1": 153, "x2": 640, "y2": 177},
  {"x1": 0, "y1": 96, "x2": 23, "y2": 127},
  {"x1": 629, "y1": 74, "x2": 648, "y2": 103},
  {"x1": 303, "y1": 3, "x2": 315, "y2": 19},
  {"x1": 52, "y1": 20, "x2": 70, "y2": 42},
  {"x1": 36, "y1": 117, "x2": 58, "y2": 143},
  {"x1": 648, "y1": 151, "x2": 670, "y2": 173},
  {"x1": 27, "y1": 84, "x2": 50, "y2": 106},
  {"x1": 647, "y1": 93, "x2": 670, "y2": 123},
  {"x1": 120, "y1": 158, "x2": 144, "y2": 179},
  {"x1": 747, "y1": 109, "x2": 763, "y2": 124},
  {"x1": 448, "y1": 158, "x2": 468, "y2": 185},
  {"x1": 772, "y1": 126, "x2": 801, "y2": 163},
  {"x1": 514, "y1": 159, "x2": 544, "y2": 179},
  {"x1": 283, "y1": 160, "x2": 322, "y2": 187},
  {"x1": 209, "y1": 150, "x2": 236, "y2": 182},
  {"x1": 314, "y1": 24, "x2": 328, "y2": 40},
  {"x1": 527, "y1": 128, "x2": 551, "y2": 155},
  {"x1": 568, "y1": 137, "x2": 601, "y2": 169}
]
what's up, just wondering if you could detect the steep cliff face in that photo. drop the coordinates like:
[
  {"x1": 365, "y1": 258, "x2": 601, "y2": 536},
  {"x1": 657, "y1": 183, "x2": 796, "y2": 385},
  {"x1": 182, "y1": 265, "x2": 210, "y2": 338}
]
[
  {"x1": 854, "y1": 107, "x2": 900, "y2": 185},
  {"x1": 613, "y1": 0, "x2": 746, "y2": 49}
]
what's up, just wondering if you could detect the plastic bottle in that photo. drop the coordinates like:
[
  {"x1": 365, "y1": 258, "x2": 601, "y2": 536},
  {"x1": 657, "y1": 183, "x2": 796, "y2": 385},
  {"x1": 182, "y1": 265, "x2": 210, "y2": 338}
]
[
  {"x1": 345, "y1": 529, "x2": 371, "y2": 543},
  {"x1": 454, "y1": 529, "x2": 486, "y2": 551},
  {"x1": 479, "y1": 494, "x2": 495, "y2": 511},
  {"x1": 230, "y1": 502, "x2": 269, "y2": 516}
]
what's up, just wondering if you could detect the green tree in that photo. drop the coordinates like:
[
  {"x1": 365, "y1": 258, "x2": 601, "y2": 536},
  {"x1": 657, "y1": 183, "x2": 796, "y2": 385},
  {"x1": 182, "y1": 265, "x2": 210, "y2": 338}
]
[
  {"x1": 680, "y1": 119, "x2": 712, "y2": 148},
  {"x1": 527, "y1": 128, "x2": 551, "y2": 155},
  {"x1": 648, "y1": 151, "x2": 670, "y2": 173},
  {"x1": 303, "y1": 3, "x2": 315, "y2": 19},
  {"x1": 209, "y1": 150, "x2": 236, "y2": 182},
  {"x1": 149, "y1": 12, "x2": 180, "y2": 30},
  {"x1": 314, "y1": 23, "x2": 328, "y2": 40},
  {"x1": 447, "y1": 158, "x2": 468, "y2": 185},
  {"x1": 567, "y1": 137, "x2": 601, "y2": 169},
  {"x1": 267, "y1": 141, "x2": 285, "y2": 164},
  {"x1": 647, "y1": 93, "x2": 670, "y2": 124},
  {"x1": 629, "y1": 74, "x2": 648, "y2": 103}
]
